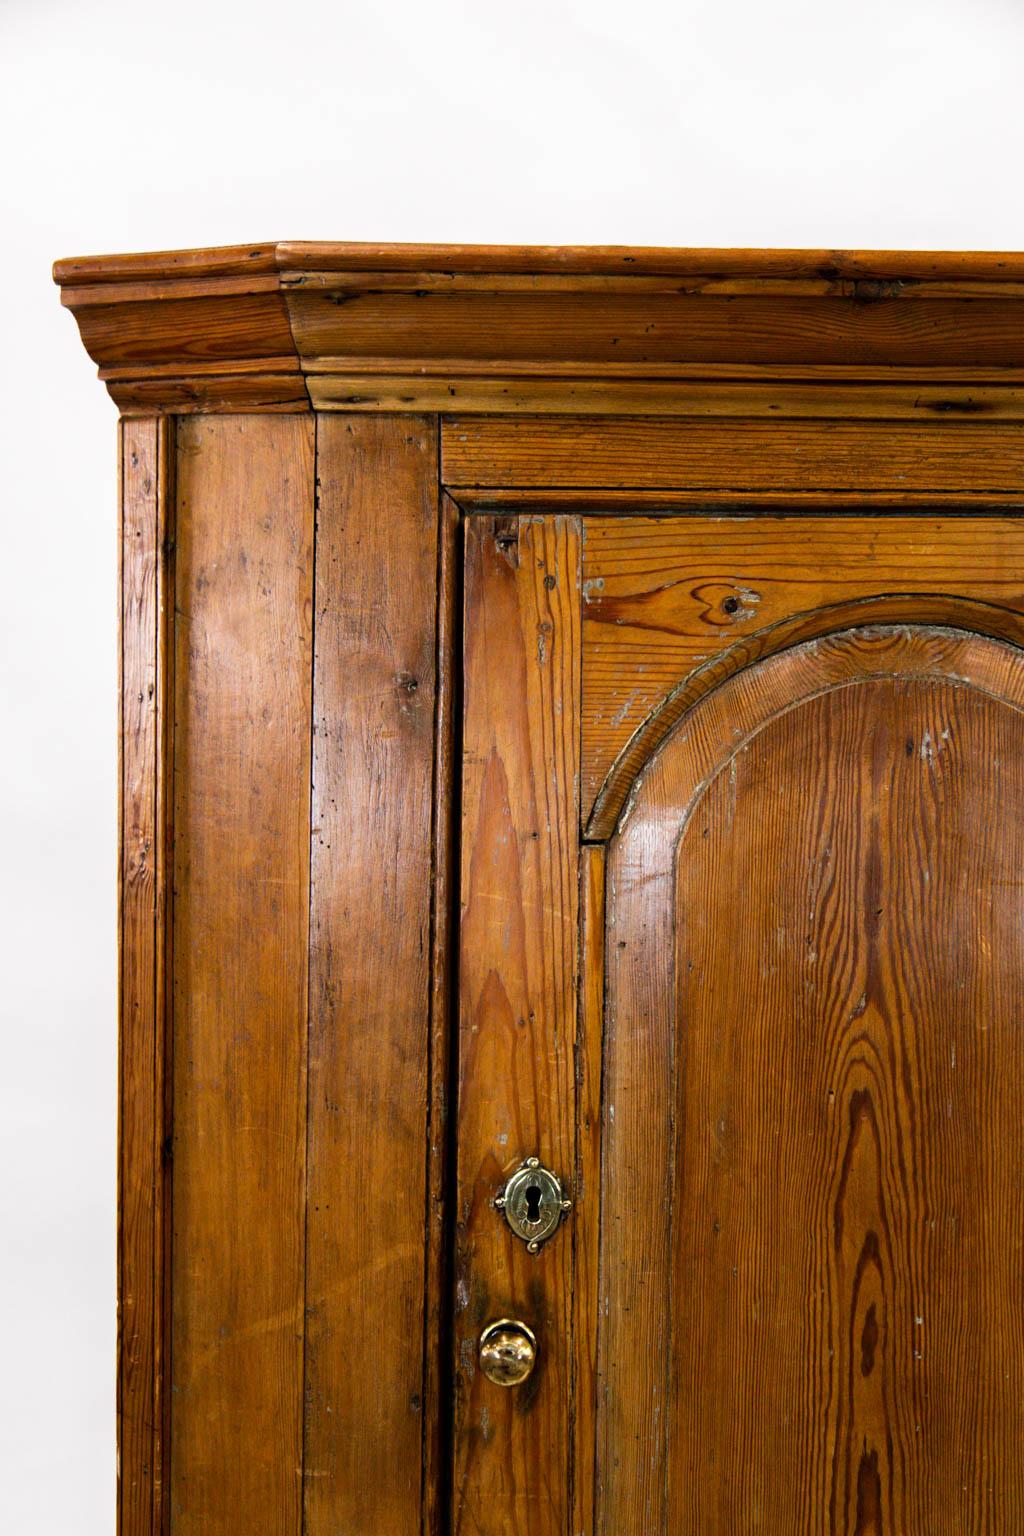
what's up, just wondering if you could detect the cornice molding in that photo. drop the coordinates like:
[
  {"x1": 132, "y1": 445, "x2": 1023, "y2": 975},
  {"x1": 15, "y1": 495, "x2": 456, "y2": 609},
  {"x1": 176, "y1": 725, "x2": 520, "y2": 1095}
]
[{"x1": 54, "y1": 241, "x2": 1024, "y2": 416}]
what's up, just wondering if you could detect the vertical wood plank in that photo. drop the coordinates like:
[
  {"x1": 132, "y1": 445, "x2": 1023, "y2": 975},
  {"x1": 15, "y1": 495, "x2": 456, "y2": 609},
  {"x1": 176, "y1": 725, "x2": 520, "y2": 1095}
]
[
  {"x1": 454, "y1": 514, "x2": 582, "y2": 1536},
  {"x1": 170, "y1": 416, "x2": 315, "y2": 1533},
  {"x1": 303, "y1": 416, "x2": 441, "y2": 1536},
  {"x1": 572, "y1": 844, "x2": 605, "y2": 1536},
  {"x1": 423, "y1": 491, "x2": 462, "y2": 1536},
  {"x1": 154, "y1": 419, "x2": 175, "y2": 1536},
  {"x1": 120, "y1": 417, "x2": 173, "y2": 1536}
]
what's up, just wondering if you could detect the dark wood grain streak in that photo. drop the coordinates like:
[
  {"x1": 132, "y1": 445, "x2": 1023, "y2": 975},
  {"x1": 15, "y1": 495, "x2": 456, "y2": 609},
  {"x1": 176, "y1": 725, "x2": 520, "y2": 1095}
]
[
  {"x1": 155, "y1": 422, "x2": 175, "y2": 1536},
  {"x1": 602, "y1": 626, "x2": 1024, "y2": 1534},
  {"x1": 170, "y1": 417, "x2": 314, "y2": 1533},
  {"x1": 303, "y1": 416, "x2": 440, "y2": 1536},
  {"x1": 441, "y1": 417, "x2": 1024, "y2": 494},
  {"x1": 119, "y1": 417, "x2": 173, "y2": 1536},
  {"x1": 456, "y1": 488, "x2": 1024, "y2": 509},
  {"x1": 455, "y1": 516, "x2": 581, "y2": 1536},
  {"x1": 287, "y1": 271, "x2": 1024, "y2": 300}
]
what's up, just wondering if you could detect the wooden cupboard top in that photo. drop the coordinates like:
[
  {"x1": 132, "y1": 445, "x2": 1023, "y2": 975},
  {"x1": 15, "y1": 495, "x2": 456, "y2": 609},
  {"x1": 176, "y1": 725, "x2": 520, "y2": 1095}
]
[
  {"x1": 54, "y1": 241, "x2": 1024, "y2": 414},
  {"x1": 52, "y1": 240, "x2": 1024, "y2": 284}
]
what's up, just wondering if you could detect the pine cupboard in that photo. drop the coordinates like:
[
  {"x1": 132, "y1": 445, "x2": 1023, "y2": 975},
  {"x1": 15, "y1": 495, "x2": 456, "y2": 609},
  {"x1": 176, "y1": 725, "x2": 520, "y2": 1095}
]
[{"x1": 56, "y1": 243, "x2": 1024, "y2": 1535}]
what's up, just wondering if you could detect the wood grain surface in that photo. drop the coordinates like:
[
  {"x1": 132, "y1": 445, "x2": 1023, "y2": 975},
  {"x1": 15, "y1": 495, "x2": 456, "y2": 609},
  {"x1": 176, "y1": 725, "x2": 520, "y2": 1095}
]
[
  {"x1": 170, "y1": 417, "x2": 314, "y2": 1533},
  {"x1": 424, "y1": 491, "x2": 462, "y2": 1536},
  {"x1": 572, "y1": 845, "x2": 606, "y2": 1536},
  {"x1": 285, "y1": 272, "x2": 1024, "y2": 300},
  {"x1": 310, "y1": 373, "x2": 1024, "y2": 420},
  {"x1": 272, "y1": 242, "x2": 1024, "y2": 282},
  {"x1": 72, "y1": 292, "x2": 297, "y2": 369},
  {"x1": 455, "y1": 516, "x2": 581, "y2": 1536},
  {"x1": 580, "y1": 515, "x2": 1024, "y2": 832},
  {"x1": 119, "y1": 417, "x2": 173, "y2": 1536},
  {"x1": 55, "y1": 240, "x2": 1024, "y2": 285},
  {"x1": 56, "y1": 242, "x2": 1024, "y2": 413},
  {"x1": 442, "y1": 417, "x2": 1024, "y2": 494},
  {"x1": 289, "y1": 291, "x2": 1024, "y2": 373},
  {"x1": 602, "y1": 626, "x2": 1024, "y2": 1534},
  {"x1": 303, "y1": 416, "x2": 441, "y2": 1536},
  {"x1": 110, "y1": 370, "x2": 309, "y2": 416}
]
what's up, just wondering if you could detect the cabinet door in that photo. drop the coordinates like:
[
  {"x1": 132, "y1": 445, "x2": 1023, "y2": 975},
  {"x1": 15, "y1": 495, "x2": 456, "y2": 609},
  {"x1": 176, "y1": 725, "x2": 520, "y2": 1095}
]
[{"x1": 456, "y1": 513, "x2": 1024, "y2": 1536}]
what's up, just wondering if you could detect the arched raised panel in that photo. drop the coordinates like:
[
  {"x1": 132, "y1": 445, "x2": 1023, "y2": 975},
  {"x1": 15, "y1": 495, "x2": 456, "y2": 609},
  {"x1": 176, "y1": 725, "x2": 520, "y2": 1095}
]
[
  {"x1": 588, "y1": 594, "x2": 1024, "y2": 838},
  {"x1": 600, "y1": 626, "x2": 1024, "y2": 1534},
  {"x1": 581, "y1": 516, "x2": 1024, "y2": 839}
]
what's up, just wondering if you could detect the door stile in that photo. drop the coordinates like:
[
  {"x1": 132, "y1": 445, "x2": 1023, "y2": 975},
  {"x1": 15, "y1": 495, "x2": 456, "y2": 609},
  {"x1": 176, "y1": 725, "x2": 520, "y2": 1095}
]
[
  {"x1": 454, "y1": 515, "x2": 582, "y2": 1535},
  {"x1": 424, "y1": 491, "x2": 463, "y2": 1536},
  {"x1": 572, "y1": 844, "x2": 606, "y2": 1536}
]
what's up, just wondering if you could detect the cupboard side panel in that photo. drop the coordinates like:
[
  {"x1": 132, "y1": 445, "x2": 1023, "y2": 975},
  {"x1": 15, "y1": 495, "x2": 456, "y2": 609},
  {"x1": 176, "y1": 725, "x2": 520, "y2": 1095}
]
[
  {"x1": 170, "y1": 416, "x2": 315, "y2": 1534},
  {"x1": 120, "y1": 417, "x2": 173, "y2": 1536},
  {"x1": 303, "y1": 416, "x2": 440, "y2": 1536}
]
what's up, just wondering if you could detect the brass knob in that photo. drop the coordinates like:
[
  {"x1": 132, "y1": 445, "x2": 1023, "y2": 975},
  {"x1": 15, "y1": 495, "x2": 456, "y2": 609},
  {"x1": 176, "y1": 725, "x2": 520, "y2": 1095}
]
[{"x1": 478, "y1": 1319, "x2": 537, "y2": 1387}]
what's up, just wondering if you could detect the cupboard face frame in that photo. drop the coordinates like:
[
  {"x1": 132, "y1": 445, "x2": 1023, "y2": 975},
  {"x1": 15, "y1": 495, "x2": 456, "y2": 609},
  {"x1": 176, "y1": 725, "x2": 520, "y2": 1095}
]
[{"x1": 56, "y1": 242, "x2": 1024, "y2": 1536}]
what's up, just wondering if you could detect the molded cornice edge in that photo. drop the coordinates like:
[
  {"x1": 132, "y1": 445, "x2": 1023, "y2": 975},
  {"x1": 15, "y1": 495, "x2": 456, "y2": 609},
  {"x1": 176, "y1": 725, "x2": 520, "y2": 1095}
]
[{"x1": 54, "y1": 241, "x2": 1024, "y2": 416}]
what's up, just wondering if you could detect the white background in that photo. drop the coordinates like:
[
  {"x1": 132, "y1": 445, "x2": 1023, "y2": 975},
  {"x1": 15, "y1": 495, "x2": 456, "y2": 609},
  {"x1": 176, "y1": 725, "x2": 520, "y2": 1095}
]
[{"x1": 3, "y1": 0, "x2": 1024, "y2": 1528}]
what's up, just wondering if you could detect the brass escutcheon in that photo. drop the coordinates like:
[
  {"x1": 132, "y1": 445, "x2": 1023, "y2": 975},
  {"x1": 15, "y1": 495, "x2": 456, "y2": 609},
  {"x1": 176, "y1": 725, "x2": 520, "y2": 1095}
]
[{"x1": 495, "y1": 1156, "x2": 572, "y2": 1253}]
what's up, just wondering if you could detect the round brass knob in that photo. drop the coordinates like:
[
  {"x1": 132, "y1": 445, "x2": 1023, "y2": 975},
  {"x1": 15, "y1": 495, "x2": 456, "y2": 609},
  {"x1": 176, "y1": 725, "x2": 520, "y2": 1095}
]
[{"x1": 478, "y1": 1319, "x2": 537, "y2": 1387}]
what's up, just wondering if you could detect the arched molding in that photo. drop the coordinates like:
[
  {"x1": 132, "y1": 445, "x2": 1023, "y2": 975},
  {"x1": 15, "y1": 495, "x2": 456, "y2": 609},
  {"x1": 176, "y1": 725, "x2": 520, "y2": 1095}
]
[{"x1": 588, "y1": 595, "x2": 1024, "y2": 840}]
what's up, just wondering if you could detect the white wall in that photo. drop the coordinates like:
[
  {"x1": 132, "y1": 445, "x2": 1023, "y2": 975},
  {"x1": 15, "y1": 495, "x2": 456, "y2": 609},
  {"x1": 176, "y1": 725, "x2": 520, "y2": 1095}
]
[{"x1": 3, "y1": 0, "x2": 1024, "y2": 1528}]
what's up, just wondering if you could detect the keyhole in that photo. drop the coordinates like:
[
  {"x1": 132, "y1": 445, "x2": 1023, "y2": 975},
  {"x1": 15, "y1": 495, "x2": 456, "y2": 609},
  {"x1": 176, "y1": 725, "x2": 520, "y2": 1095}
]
[{"x1": 525, "y1": 1184, "x2": 543, "y2": 1224}]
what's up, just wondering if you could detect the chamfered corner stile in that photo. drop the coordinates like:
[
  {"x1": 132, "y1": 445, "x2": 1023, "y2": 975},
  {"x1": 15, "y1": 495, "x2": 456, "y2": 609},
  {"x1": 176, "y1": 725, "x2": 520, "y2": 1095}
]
[{"x1": 119, "y1": 415, "x2": 174, "y2": 1536}]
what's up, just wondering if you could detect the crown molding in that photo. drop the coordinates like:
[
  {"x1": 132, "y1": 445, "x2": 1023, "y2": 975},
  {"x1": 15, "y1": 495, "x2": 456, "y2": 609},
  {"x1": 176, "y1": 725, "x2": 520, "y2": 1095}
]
[{"x1": 54, "y1": 242, "x2": 1024, "y2": 416}]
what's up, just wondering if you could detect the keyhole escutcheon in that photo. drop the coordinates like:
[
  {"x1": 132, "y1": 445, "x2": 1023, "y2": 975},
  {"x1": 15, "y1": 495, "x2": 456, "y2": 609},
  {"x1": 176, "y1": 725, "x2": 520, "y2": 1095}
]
[{"x1": 494, "y1": 1156, "x2": 572, "y2": 1253}]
